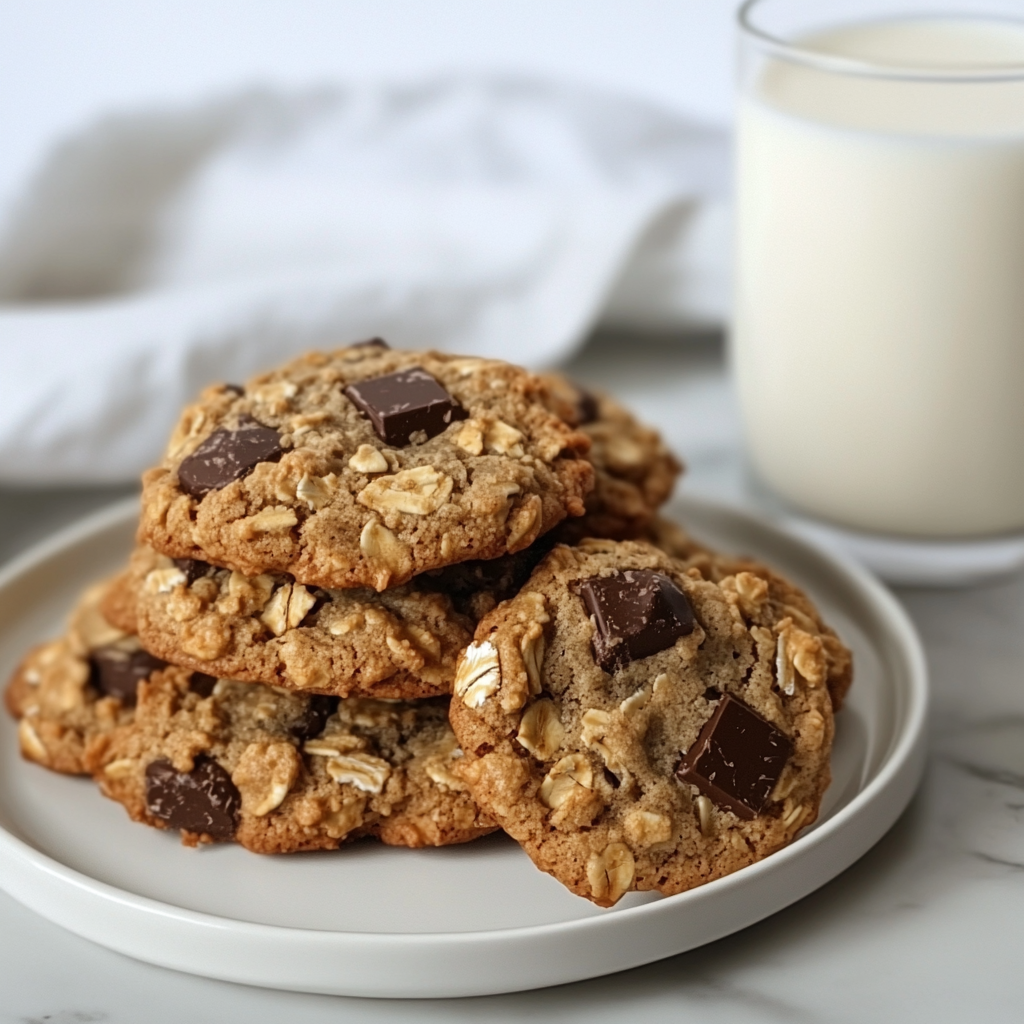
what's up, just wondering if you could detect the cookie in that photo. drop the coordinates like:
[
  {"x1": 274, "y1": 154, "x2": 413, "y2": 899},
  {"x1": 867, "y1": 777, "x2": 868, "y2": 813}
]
[
  {"x1": 115, "y1": 546, "x2": 476, "y2": 699},
  {"x1": 4, "y1": 578, "x2": 164, "y2": 774},
  {"x1": 447, "y1": 538, "x2": 844, "y2": 906},
  {"x1": 86, "y1": 668, "x2": 496, "y2": 852},
  {"x1": 139, "y1": 343, "x2": 594, "y2": 591},
  {"x1": 540, "y1": 374, "x2": 682, "y2": 541}
]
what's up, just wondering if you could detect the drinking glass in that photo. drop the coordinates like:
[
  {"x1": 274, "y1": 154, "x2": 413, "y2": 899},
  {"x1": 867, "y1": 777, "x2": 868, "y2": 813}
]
[{"x1": 734, "y1": 0, "x2": 1024, "y2": 538}]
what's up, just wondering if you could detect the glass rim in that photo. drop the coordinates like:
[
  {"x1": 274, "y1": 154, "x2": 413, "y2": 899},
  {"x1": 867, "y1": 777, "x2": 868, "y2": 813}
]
[{"x1": 737, "y1": 0, "x2": 1024, "y2": 82}]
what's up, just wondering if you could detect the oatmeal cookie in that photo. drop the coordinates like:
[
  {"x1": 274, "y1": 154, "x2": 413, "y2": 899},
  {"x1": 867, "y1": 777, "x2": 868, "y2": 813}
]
[
  {"x1": 138, "y1": 342, "x2": 594, "y2": 591},
  {"x1": 540, "y1": 374, "x2": 681, "y2": 541},
  {"x1": 86, "y1": 668, "x2": 495, "y2": 852},
  {"x1": 4, "y1": 578, "x2": 165, "y2": 774},
  {"x1": 117, "y1": 546, "x2": 475, "y2": 699},
  {"x1": 447, "y1": 538, "x2": 844, "y2": 906}
]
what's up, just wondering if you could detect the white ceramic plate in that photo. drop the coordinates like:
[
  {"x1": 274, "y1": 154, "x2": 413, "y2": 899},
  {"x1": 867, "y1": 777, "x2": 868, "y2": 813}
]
[{"x1": 0, "y1": 496, "x2": 927, "y2": 999}]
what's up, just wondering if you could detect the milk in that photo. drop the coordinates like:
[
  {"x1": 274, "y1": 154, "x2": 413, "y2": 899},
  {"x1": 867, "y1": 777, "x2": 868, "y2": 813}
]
[{"x1": 734, "y1": 18, "x2": 1024, "y2": 536}]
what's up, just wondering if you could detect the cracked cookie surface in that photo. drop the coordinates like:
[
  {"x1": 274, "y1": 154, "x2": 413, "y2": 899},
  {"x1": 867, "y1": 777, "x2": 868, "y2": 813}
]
[
  {"x1": 87, "y1": 668, "x2": 496, "y2": 852},
  {"x1": 447, "y1": 538, "x2": 845, "y2": 906},
  {"x1": 139, "y1": 344, "x2": 593, "y2": 591}
]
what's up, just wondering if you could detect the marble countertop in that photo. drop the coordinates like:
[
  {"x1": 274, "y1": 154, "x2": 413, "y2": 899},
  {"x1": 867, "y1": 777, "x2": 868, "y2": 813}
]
[{"x1": 3, "y1": 335, "x2": 1023, "y2": 1023}]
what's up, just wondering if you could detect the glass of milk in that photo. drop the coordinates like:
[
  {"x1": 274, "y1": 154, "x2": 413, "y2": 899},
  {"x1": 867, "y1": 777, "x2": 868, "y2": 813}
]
[{"x1": 734, "y1": 0, "x2": 1024, "y2": 539}]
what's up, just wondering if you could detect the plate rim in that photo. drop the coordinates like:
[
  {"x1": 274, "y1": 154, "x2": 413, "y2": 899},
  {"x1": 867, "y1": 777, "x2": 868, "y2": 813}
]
[{"x1": 0, "y1": 495, "x2": 929, "y2": 993}]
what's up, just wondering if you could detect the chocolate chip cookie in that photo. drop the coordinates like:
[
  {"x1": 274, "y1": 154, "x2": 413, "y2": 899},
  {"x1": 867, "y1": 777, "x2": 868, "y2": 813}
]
[
  {"x1": 139, "y1": 342, "x2": 594, "y2": 591},
  {"x1": 86, "y1": 668, "x2": 496, "y2": 852},
  {"x1": 540, "y1": 374, "x2": 682, "y2": 541},
  {"x1": 447, "y1": 538, "x2": 844, "y2": 906},
  {"x1": 117, "y1": 545, "x2": 475, "y2": 699},
  {"x1": 4, "y1": 578, "x2": 166, "y2": 774}
]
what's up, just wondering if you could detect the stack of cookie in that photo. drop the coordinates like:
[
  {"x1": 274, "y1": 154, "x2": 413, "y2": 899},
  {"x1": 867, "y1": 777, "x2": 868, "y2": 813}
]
[{"x1": 5, "y1": 339, "x2": 851, "y2": 906}]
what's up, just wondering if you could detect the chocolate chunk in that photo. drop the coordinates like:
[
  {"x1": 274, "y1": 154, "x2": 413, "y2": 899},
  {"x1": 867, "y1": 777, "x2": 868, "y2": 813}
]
[
  {"x1": 145, "y1": 756, "x2": 240, "y2": 841},
  {"x1": 173, "y1": 558, "x2": 215, "y2": 585},
  {"x1": 575, "y1": 387, "x2": 600, "y2": 425},
  {"x1": 223, "y1": 383, "x2": 244, "y2": 396},
  {"x1": 178, "y1": 415, "x2": 284, "y2": 498},
  {"x1": 676, "y1": 694, "x2": 792, "y2": 820},
  {"x1": 352, "y1": 337, "x2": 390, "y2": 350},
  {"x1": 290, "y1": 695, "x2": 339, "y2": 741},
  {"x1": 575, "y1": 569, "x2": 695, "y2": 672},
  {"x1": 188, "y1": 672, "x2": 218, "y2": 698},
  {"x1": 90, "y1": 646, "x2": 167, "y2": 706},
  {"x1": 344, "y1": 367, "x2": 466, "y2": 446}
]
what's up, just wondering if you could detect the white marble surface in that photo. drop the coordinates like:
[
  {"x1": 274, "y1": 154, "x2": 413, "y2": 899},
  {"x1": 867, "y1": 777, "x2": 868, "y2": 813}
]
[{"x1": 3, "y1": 335, "x2": 1024, "y2": 1022}]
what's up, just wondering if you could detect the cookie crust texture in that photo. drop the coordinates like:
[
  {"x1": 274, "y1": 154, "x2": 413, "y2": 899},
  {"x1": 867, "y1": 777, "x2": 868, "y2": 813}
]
[
  {"x1": 623, "y1": 516, "x2": 852, "y2": 712},
  {"x1": 118, "y1": 546, "x2": 475, "y2": 699},
  {"x1": 139, "y1": 346, "x2": 594, "y2": 591},
  {"x1": 87, "y1": 669, "x2": 496, "y2": 853},
  {"x1": 448, "y1": 538, "x2": 845, "y2": 906},
  {"x1": 5, "y1": 579, "x2": 139, "y2": 774},
  {"x1": 539, "y1": 374, "x2": 682, "y2": 542}
]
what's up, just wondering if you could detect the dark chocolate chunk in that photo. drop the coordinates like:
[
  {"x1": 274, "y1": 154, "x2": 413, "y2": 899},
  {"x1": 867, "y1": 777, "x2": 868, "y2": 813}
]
[
  {"x1": 223, "y1": 383, "x2": 244, "y2": 396},
  {"x1": 575, "y1": 569, "x2": 695, "y2": 672},
  {"x1": 352, "y1": 337, "x2": 390, "y2": 350},
  {"x1": 173, "y1": 558, "x2": 215, "y2": 585},
  {"x1": 676, "y1": 694, "x2": 793, "y2": 820},
  {"x1": 344, "y1": 367, "x2": 466, "y2": 447},
  {"x1": 575, "y1": 387, "x2": 600, "y2": 425},
  {"x1": 290, "y1": 695, "x2": 340, "y2": 741},
  {"x1": 188, "y1": 672, "x2": 218, "y2": 698},
  {"x1": 178, "y1": 415, "x2": 284, "y2": 498},
  {"x1": 145, "y1": 755, "x2": 240, "y2": 841},
  {"x1": 90, "y1": 646, "x2": 167, "y2": 706}
]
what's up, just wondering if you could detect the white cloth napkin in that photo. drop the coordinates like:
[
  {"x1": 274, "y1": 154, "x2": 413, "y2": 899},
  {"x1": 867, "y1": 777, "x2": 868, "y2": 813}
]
[{"x1": 0, "y1": 79, "x2": 729, "y2": 483}]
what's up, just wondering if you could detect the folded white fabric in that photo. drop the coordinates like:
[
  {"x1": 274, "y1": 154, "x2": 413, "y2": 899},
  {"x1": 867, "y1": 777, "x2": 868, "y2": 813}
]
[{"x1": 0, "y1": 79, "x2": 729, "y2": 483}]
